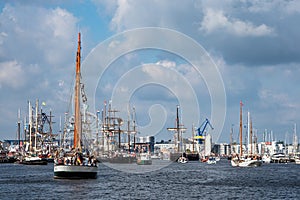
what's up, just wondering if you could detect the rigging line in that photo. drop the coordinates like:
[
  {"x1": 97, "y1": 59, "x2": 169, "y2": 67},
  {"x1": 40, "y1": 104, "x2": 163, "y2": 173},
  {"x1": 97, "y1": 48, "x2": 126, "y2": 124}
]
[
  {"x1": 61, "y1": 70, "x2": 76, "y2": 147},
  {"x1": 67, "y1": 69, "x2": 75, "y2": 114}
]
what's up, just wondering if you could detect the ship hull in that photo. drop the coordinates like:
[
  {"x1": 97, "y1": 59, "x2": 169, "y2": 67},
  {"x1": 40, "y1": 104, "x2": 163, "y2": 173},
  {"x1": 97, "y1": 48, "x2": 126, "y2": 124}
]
[
  {"x1": 137, "y1": 159, "x2": 152, "y2": 165},
  {"x1": 19, "y1": 156, "x2": 48, "y2": 165},
  {"x1": 231, "y1": 159, "x2": 262, "y2": 167},
  {"x1": 21, "y1": 160, "x2": 48, "y2": 165},
  {"x1": 186, "y1": 153, "x2": 200, "y2": 161},
  {"x1": 54, "y1": 165, "x2": 97, "y2": 179}
]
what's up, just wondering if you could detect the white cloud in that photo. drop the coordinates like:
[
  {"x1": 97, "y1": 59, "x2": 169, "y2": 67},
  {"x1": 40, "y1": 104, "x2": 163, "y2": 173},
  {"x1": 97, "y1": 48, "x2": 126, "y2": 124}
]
[
  {"x1": 155, "y1": 60, "x2": 176, "y2": 68},
  {"x1": 0, "y1": 3, "x2": 80, "y2": 139},
  {"x1": 110, "y1": 0, "x2": 130, "y2": 31},
  {"x1": 45, "y1": 7, "x2": 76, "y2": 39},
  {"x1": 142, "y1": 63, "x2": 168, "y2": 80},
  {"x1": 0, "y1": 4, "x2": 78, "y2": 67},
  {"x1": 0, "y1": 60, "x2": 25, "y2": 89},
  {"x1": 284, "y1": 0, "x2": 300, "y2": 14},
  {"x1": 247, "y1": 0, "x2": 300, "y2": 14},
  {"x1": 96, "y1": 0, "x2": 198, "y2": 32},
  {"x1": 108, "y1": 40, "x2": 121, "y2": 48},
  {"x1": 200, "y1": 8, "x2": 274, "y2": 37}
]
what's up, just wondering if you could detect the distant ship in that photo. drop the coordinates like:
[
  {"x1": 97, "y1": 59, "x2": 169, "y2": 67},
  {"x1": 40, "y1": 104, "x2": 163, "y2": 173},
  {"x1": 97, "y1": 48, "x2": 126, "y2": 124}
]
[
  {"x1": 54, "y1": 33, "x2": 97, "y2": 179},
  {"x1": 231, "y1": 101, "x2": 261, "y2": 167},
  {"x1": 136, "y1": 144, "x2": 152, "y2": 165}
]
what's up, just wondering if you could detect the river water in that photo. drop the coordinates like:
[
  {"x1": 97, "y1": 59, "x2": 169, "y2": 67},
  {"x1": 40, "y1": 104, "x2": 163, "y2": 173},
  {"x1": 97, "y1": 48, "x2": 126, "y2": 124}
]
[{"x1": 0, "y1": 159, "x2": 299, "y2": 199}]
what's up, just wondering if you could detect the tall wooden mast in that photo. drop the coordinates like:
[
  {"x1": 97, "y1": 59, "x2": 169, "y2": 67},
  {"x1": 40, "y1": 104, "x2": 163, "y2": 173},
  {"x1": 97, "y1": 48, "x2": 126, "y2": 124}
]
[
  {"x1": 74, "y1": 32, "x2": 82, "y2": 150},
  {"x1": 167, "y1": 105, "x2": 186, "y2": 152},
  {"x1": 239, "y1": 101, "x2": 243, "y2": 157}
]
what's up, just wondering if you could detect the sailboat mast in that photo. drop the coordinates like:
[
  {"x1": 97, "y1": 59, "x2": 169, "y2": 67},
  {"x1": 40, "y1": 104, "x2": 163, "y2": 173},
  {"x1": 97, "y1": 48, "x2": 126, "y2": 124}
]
[
  {"x1": 35, "y1": 99, "x2": 38, "y2": 151},
  {"x1": 176, "y1": 105, "x2": 180, "y2": 152},
  {"x1": 294, "y1": 123, "x2": 297, "y2": 154},
  {"x1": 239, "y1": 101, "x2": 243, "y2": 157},
  {"x1": 74, "y1": 32, "x2": 82, "y2": 150},
  {"x1": 59, "y1": 115, "x2": 62, "y2": 148},
  {"x1": 247, "y1": 111, "x2": 250, "y2": 155},
  {"x1": 133, "y1": 106, "x2": 137, "y2": 150},
  {"x1": 192, "y1": 124, "x2": 195, "y2": 152},
  {"x1": 17, "y1": 109, "x2": 21, "y2": 148},
  {"x1": 29, "y1": 100, "x2": 33, "y2": 152},
  {"x1": 230, "y1": 124, "x2": 233, "y2": 154},
  {"x1": 250, "y1": 114, "x2": 253, "y2": 155}
]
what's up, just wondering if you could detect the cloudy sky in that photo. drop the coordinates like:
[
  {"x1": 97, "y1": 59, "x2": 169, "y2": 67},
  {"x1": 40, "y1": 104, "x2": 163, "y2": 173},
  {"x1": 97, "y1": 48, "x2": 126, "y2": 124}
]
[{"x1": 0, "y1": 0, "x2": 300, "y2": 144}]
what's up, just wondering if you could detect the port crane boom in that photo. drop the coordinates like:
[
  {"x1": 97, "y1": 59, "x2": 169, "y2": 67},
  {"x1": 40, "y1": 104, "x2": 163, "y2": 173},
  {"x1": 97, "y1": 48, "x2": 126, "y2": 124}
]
[{"x1": 195, "y1": 118, "x2": 213, "y2": 144}]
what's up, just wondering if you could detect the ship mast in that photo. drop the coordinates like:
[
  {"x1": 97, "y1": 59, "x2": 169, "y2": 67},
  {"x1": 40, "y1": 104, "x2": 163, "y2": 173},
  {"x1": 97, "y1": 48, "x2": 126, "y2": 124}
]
[
  {"x1": 176, "y1": 105, "x2": 180, "y2": 152},
  {"x1": 250, "y1": 114, "x2": 253, "y2": 155},
  {"x1": 167, "y1": 105, "x2": 186, "y2": 152},
  {"x1": 239, "y1": 101, "x2": 243, "y2": 157},
  {"x1": 17, "y1": 109, "x2": 21, "y2": 148},
  {"x1": 29, "y1": 101, "x2": 33, "y2": 152},
  {"x1": 74, "y1": 32, "x2": 82, "y2": 150}
]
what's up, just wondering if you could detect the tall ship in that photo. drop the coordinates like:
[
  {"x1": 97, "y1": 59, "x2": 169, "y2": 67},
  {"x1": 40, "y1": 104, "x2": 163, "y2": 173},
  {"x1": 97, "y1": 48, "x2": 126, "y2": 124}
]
[
  {"x1": 54, "y1": 33, "x2": 97, "y2": 179},
  {"x1": 167, "y1": 105, "x2": 189, "y2": 162},
  {"x1": 14, "y1": 100, "x2": 55, "y2": 165},
  {"x1": 96, "y1": 101, "x2": 138, "y2": 164},
  {"x1": 231, "y1": 101, "x2": 262, "y2": 167}
]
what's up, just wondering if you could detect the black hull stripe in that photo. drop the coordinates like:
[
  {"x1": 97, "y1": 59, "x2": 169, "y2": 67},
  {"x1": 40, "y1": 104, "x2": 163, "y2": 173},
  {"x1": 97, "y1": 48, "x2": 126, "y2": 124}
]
[{"x1": 54, "y1": 172, "x2": 97, "y2": 179}]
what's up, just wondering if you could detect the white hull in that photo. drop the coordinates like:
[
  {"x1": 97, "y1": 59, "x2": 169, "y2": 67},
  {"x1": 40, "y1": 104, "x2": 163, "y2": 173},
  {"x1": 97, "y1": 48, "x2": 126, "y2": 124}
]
[
  {"x1": 20, "y1": 156, "x2": 48, "y2": 165},
  {"x1": 177, "y1": 157, "x2": 188, "y2": 164},
  {"x1": 231, "y1": 158, "x2": 262, "y2": 167},
  {"x1": 262, "y1": 155, "x2": 271, "y2": 163},
  {"x1": 231, "y1": 159, "x2": 239, "y2": 167},
  {"x1": 54, "y1": 165, "x2": 97, "y2": 179},
  {"x1": 207, "y1": 158, "x2": 217, "y2": 164},
  {"x1": 207, "y1": 160, "x2": 216, "y2": 164}
]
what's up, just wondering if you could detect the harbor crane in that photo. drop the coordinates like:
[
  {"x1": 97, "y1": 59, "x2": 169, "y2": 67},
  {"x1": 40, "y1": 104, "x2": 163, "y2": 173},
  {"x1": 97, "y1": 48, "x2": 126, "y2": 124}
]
[{"x1": 195, "y1": 118, "x2": 213, "y2": 144}]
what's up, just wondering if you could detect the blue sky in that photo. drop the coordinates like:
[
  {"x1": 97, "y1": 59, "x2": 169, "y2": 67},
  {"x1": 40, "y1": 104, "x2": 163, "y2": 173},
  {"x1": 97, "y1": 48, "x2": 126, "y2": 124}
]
[{"x1": 1, "y1": 0, "x2": 300, "y2": 144}]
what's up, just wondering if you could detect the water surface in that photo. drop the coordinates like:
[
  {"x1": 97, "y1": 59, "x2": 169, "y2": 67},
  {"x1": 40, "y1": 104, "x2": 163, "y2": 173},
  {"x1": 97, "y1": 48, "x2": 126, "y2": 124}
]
[{"x1": 0, "y1": 160, "x2": 299, "y2": 199}]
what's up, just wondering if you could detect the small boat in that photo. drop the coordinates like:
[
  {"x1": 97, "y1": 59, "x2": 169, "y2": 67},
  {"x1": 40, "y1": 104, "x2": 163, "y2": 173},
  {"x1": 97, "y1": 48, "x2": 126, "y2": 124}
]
[
  {"x1": 262, "y1": 154, "x2": 271, "y2": 163},
  {"x1": 271, "y1": 153, "x2": 289, "y2": 163},
  {"x1": 136, "y1": 152, "x2": 152, "y2": 165},
  {"x1": 20, "y1": 154, "x2": 48, "y2": 165},
  {"x1": 231, "y1": 156, "x2": 262, "y2": 167},
  {"x1": 292, "y1": 153, "x2": 300, "y2": 164},
  {"x1": 200, "y1": 157, "x2": 208, "y2": 163},
  {"x1": 0, "y1": 151, "x2": 17, "y2": 163},
  {"x1": 136, "y1": 143, "x2": 152, "y2": 165},
  {"x1": 54, "y1": 33, "x2": 97, "y2": 179},
  {"x1": 207, "y1": 157, "x2": 217, "y2": 164},
  {"x1": 177, "y1": 156, "x2": 188, "y2": 164}
]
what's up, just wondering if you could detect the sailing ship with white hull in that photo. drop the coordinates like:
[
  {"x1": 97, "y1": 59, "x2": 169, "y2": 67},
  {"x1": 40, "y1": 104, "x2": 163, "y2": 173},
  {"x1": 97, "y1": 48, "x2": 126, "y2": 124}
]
[
  {"x1": 54, "y1": 33, "x2": 97, "y2": 179},
  {"x1": 231, "y1": 101, "x2": 262, "y2": 167},
  {"x1": 17, "y1": 100, "x2": 57, "y2": 165}
]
